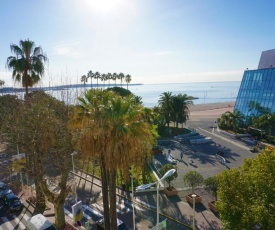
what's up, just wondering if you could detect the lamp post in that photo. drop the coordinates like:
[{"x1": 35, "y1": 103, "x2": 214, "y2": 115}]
[
  {"x1": 136, "y1": 169, "x2": 176, "y2": 229},
  {"x1": 71, "y1": 152, "x2": 78, "y2": 201},
  {"x1": 192, "y1": 194, "x2": 196, "y2": 230}
]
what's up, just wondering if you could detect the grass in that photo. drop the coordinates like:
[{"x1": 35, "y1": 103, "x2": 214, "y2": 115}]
[{"x1": 77, "y1": 159, "x2": 156, "y2": 190}]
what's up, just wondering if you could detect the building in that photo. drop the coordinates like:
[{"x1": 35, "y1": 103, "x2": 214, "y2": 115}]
[{"x1": 234, "y1": 49, "x2": 275, "y2": 121}]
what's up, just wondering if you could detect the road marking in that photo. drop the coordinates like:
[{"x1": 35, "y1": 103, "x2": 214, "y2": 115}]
[
  {"x1": 198, "y1": 127, "x2": 251, "y2": 150},
  {"x1": 11, "y1": 213, "x2": 26, "y2": 229},
  {"x1": 0, "y1": 216, "x2": 16, "y2": 230},
  {"x1": 82, "y1": 204, "x2": 103, "y2": 217}
]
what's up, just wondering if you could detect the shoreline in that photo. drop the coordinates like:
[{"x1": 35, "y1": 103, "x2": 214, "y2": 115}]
[
  {"x1": 189, "y1": 101, "x2": 235, "y2": 112},
  {"x1": 189, "y1": 101, "x2": 235, "y2": 121}
]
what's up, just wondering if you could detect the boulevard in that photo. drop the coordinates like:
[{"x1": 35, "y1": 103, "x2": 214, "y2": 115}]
[{"x1": 0, "y1": 114, "x2": 259, "y2": 230}]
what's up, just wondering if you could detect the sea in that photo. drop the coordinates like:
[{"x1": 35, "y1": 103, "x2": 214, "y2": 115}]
[
  {"x1": 127, "y1": 81, "x2": 241, "y2": 108},
  {"x1": 2, "y1": 81, "x2": 241, "y2": 108}
]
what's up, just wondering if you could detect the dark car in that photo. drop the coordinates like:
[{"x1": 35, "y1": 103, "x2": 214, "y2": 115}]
[
  {"x1": 3, "y1": 193, "x2": 23, "y2": 212},
  {"x1": 96, "y1": 217, "x2": 128, "y2": 230},
  {"x1": 0, "y1": 182, "x2": 12, "y2": 199}
]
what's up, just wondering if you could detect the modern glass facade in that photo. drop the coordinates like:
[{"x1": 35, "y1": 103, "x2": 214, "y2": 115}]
[{"x1": 234, "y1": 67, "x2": 275, "y2": 119}]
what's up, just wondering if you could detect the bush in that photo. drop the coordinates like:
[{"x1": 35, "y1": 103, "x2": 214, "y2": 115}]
[
  {"x1": 159, "y1": 164, "x2": 177, "y2": 189},
  {"x1": 183, "y1": 171, "x2": 204, "y2": 193}
]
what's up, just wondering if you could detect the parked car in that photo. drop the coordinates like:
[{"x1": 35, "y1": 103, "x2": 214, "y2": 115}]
[
  {"x1": 3, "y1": 193, "x2": 23, "y2": 212},
  {"x1": 0, "y1": 182, "x2": 12, "y2": 199},
  {"x1": 26, "y1": 214, "x2": 57, "y2": 230},
  {"x1": 96, "y1": 217, "x2": 128, "y2": 230}
]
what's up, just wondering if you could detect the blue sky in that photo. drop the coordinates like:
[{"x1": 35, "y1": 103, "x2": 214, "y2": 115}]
[{"x1": 1, "y1": 0, "x2": 275, "y2": 87}]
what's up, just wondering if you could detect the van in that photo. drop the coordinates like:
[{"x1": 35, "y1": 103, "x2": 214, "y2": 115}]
[{"x1": 26, "y1": 214, "x2": 57, "y2": 230}]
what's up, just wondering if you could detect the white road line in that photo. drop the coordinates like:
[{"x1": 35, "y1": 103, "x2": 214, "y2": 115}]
[
  {"x1": 198, "y1": 127, "x2": 251, "y2": 150},
  {"x1": 11, "y1": 214, "x2": 25, "y2": 229},
  {"x1": 0, "y1": 216, "x2": 16, "y2": 230},
  {"x1": 82, "y1": 205, "x2": 103, "y2": 217}
]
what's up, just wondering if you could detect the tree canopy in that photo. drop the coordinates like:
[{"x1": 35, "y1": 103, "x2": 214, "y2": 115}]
[
  {"x1": 159, "y1": 164, "x2": 178, "y2": 189},
  {"x1": 71, "y1": 89, "x2": 154, "y2": 230},
  {"x1": 183, "y1": 170, "x2": 204, "y2": 193},
  {"x1": 217, "y1": 150, "x2": 275, "y2": 229},
  {"x1": 6, "y1": 39, "x2": 47, "y2": 96}
]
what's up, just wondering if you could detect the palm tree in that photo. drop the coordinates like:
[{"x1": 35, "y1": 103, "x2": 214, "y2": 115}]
[
  {"x1": 118, "y1": 73, "x2": 125, "y2": 87},
  {"x1": 94, "y1": 72, "x2": 101, "y2": 88},
  {"x1": 101, "y1": 74, "x2": 107, "y2": 89},
  {"x1": 81, "y1": 75, "x2": 87, "y2": 88},
  {"x1": 107, "y1": 73, "x2": 112, "y2": 87},
  {"x1": 125, "y1": 74, "x2": 131, "y2": 90},
  {"x1": 158, "y1": 92, "x2": 173, "y2": 129},
  {"x1": 6, "y1": 39, "x2": 48, "y2": 96},
  {"x1": 112, "y1": 73, "x2": 118, "y2": 86},
  {"x1": 72, "y1": 89, "x2": 154, "y2": 230},
  {"x1": 0, "y1": 80, "x2": 4, "y2": 86},
  {"x1": 171, "y1": 93, "x2": 194, "y2": 128},
  {"x1": 87, "y1": 70, "x2": 94, "y2": 88}
]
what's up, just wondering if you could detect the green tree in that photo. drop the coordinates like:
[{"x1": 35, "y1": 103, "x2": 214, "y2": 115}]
[
  {"x1": 87, "y1": 70, "x2": 94, "y2": 88},
  {"x1": 0, "y1": 80, "x2": 4, "y2": 86},
  {"x1": 217, "y1": 150, "x2": 275, "y2": 229},
  {"x1": 112, "y1": 72, "x2": 118, "y2": 86},
  {"x1": 159, "y1": 164, "x2": 178, "y2": 189},
  {"x1": 171, "y1": 93, "x2": 194, "y2": 128},
  {"x1": 94, "y1": 71, "x2": 101, "y2": 88},
  {"x1": 107, "y1": 72, "x2": 112, "y2": 87},
  {"x1": 0, "y1": 91, "x2": 74, "y2": 230},
  {"x1": 71, "y1": 89, "x2": 154, "y2": 230},
  {"x1": 125, "y1": 74, "x2": 131, "y2": 89},
  {"x1": 6, "y1": 39, "x2": 47, "y2": 96},
  {"x1": 158, "y1": 92, "x2": 173, "y2": 129},
  {"x1": 101, "y1": 73, "x2": 107, "y2": 88},
  {"x1": 204, "y1": 176, "x2": 218, "y2": 201},
  {"x1": 118, "y1": 72, "x2": 125, "y2": 87},
  {"x1": 81, "y1": 75, "x2": 87, "y2": 87},
  {"x1": 183, "y1": 171, "x2": 204, "y2": 193}
]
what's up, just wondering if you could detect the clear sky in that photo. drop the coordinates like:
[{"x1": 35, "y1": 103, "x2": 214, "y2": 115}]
[{"x1": 1, "y1": 0, "x2": 275, "y2": 87}]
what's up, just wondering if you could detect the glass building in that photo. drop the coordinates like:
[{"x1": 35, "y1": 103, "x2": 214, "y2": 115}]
[{"x1": 235, "y1": 49, "x2": 275, "y2": 120}]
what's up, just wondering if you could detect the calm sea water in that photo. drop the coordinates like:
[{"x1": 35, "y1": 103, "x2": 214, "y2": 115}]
[
  {"x1": 128, "y1": 81, "x2": 241, "y2": 108},
  {"x1": 7, "y1": 81, "x2": 241, "y2": 108}
]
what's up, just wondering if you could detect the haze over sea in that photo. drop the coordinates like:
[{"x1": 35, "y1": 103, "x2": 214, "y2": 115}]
[
  {"x1": 3, "y1": 81, "x2": 240, "y2": 108},
  {"x1": 129, "y1": 81, "x2": 240, "y2": 108}
]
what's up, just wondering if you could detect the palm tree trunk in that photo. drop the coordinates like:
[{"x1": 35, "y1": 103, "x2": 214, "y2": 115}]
[
  {"x1": 109, "y1": 168, "x2": 117, "y2": 230},
  {"x1": 100, "y1": 159, "x2": 110, "y2": 230}
]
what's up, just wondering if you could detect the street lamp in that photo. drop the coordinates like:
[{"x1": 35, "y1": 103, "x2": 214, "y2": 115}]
[
  {"x1": 136, "y1": 169, "x2": 176, "y2": 229},
  {"x1": 192, "y1": 194, "x2": 196, "y2": 230},
  {"x1": 71, "y1": 152, "x2": 78, "y2": 201}
]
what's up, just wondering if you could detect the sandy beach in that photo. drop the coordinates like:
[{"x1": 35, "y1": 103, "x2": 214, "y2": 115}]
[{"x1": 189, "y1": 101, "x2": 235, "y2": 121}]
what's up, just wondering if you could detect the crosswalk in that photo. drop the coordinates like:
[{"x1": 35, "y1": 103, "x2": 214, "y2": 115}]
[
  {"x1": 64, "y1": 198, "x2": 144, "y2": 222},
  {"x1": 0, "y1": 197, "x2": 148, "y2": 230},
  {"x1": 0, "y1": 208, "x2": 32, "y2": 230}
]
